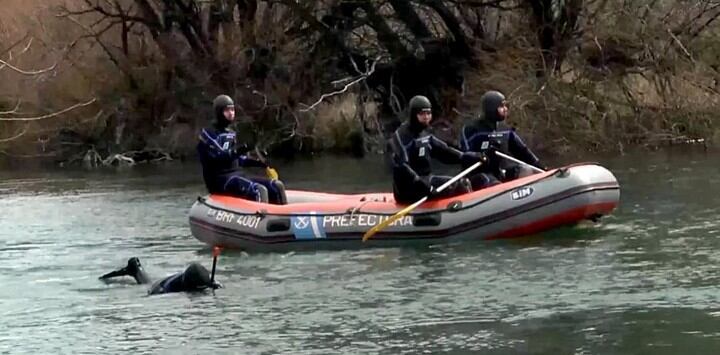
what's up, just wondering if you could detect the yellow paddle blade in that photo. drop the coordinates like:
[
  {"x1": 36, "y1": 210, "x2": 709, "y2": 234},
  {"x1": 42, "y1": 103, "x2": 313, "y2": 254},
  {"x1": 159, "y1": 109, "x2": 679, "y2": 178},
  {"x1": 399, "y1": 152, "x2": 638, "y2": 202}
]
[
  {"x1": 266, "y1": 167, "x2": 279, "y2": 180},
  {"x1": 362, "y1": 197, "x2": 427, "y2": 242}
]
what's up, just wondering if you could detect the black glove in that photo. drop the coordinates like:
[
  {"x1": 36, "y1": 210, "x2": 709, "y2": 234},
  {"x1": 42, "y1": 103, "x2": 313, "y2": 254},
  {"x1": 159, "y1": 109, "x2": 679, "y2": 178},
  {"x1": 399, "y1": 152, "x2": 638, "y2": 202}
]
[
  {"x1": 427, "y1": 184, "x2": 438, "y2": 197},
  {"x1": 484, "y1": 146, "x2": 498, "y2": 157},
  {"x1": 535, "y1": 162, "x2": 548, "y2": 171},
  {"x1": 461, "y1": 151, "x2": 487, "y2": 165},
  {"x1": 484, "y1": 139, "x2": 503, "y2": 155},
  {"x1": 233, "y1": 143, "x2": 252, "y2": 155},
  {"x1": 416, "y1": 177, "x2": 436, "y2": 196}
]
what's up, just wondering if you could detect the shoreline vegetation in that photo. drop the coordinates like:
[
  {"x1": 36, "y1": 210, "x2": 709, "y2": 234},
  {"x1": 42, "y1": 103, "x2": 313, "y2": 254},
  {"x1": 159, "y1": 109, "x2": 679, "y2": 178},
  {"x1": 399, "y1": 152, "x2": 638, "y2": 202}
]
[{"x1": 1, "y1": 0, "x2": 717, "y2": 168}]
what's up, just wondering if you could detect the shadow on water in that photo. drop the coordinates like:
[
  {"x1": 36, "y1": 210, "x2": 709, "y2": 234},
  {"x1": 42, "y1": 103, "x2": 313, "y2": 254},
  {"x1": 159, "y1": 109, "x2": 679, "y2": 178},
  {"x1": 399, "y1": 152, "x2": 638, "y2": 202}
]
[{"x1": 487, "y1": 222, "x2": 608, "y2": 249}]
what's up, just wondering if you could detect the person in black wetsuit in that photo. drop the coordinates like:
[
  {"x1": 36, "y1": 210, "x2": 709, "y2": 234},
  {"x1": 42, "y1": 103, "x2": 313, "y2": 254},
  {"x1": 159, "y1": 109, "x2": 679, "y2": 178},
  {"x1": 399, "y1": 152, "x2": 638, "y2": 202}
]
[
  {"x1": 146, "y1": 263, "x2": 220, "y2": 295},
  {"x1": 459, "y1": 90, "x2": 546, "y2": 189},
  {"x1": 100, "y1": 257, "x2": 221, "y2": 295},
  {"x1": 197, "y1": 94, "x2": 287, "y2": 204},
  {"x1": 388, "y1": 95, "x2": 486, "y2": 204}
]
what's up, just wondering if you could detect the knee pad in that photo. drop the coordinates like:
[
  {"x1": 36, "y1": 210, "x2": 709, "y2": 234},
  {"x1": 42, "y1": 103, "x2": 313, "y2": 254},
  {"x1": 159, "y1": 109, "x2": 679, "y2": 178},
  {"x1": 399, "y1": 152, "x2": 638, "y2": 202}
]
[
  {"x1": 271, "y1": 180, "x2": 285, "y2": 190},
  {"x1": 253, "y1": 184, "x2": 269, "y2": 202},
  {"x1": 461, "y1": 178, "x2": 472, "y2": 192},
  {"x1": 269, "y1": 180, "x2": 287, "y2": 205}
]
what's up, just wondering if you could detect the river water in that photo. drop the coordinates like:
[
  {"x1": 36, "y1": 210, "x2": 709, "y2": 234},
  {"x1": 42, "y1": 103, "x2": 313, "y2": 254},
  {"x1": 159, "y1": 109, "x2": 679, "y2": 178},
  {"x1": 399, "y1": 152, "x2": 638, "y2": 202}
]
[{"x1": 1, "y1": 149, "x2": 719, "y2": 354}]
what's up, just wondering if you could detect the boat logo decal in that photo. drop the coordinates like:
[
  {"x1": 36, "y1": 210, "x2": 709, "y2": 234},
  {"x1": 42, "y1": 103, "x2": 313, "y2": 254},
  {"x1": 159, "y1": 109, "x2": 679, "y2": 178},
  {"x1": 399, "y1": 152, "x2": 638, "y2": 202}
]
[
  {"x1": 511, "y1": 187, "x2": 534, "y2": 200},
  {"x1": 293, "y1": 216, "x2": 310, "y2": 229},
  {"x1": 291, "y1": 212, "x2": 327, "y2": 240}
]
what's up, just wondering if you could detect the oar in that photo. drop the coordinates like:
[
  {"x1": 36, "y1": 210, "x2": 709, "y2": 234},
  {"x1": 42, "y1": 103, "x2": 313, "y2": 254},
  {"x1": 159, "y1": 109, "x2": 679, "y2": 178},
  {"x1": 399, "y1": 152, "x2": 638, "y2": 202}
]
[
  {"x1": 494, "y1": 151, "x2": 546, "y2": 173},
  {"x1": 362, "y1": 160, "x2": 484, "y2": 242},
  {"x1": 210, "y1": 246, "x2": 221, "y2": 285}
]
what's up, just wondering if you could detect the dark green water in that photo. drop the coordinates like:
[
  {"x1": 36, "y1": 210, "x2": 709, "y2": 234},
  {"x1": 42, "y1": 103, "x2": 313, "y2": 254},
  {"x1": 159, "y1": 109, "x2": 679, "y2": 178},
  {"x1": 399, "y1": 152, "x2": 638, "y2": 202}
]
[{"x1": 1, "y1": 149, "x2": 719, "y2": 354}]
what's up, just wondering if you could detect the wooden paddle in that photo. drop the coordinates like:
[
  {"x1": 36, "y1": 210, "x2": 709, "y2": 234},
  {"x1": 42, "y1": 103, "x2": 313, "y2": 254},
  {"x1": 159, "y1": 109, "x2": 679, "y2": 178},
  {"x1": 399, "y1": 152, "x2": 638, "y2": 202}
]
[{"x1": 362, "y1": 160, "x2": 484, "y2": 242}]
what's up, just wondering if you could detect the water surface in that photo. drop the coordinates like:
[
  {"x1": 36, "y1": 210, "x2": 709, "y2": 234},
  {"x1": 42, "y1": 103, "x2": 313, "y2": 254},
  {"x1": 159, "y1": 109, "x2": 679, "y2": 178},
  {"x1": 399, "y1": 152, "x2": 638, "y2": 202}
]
[{"x1": 1, "y1": 150, "x2": 719, "y2": 354}]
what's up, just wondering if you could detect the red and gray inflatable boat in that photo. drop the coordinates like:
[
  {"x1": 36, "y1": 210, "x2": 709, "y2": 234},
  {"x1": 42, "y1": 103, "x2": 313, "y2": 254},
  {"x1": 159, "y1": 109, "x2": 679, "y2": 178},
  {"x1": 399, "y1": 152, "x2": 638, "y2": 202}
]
[{"x1": 188, "y1": 163, "x2": 620, "y2": 251}]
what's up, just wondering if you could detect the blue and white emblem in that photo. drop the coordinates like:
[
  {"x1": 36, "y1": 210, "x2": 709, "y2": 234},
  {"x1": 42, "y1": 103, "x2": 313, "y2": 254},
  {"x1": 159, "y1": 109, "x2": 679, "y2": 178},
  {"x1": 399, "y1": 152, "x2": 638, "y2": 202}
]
[{"x1": 291, "y1": 212, "x2": 326, "y2": 239}]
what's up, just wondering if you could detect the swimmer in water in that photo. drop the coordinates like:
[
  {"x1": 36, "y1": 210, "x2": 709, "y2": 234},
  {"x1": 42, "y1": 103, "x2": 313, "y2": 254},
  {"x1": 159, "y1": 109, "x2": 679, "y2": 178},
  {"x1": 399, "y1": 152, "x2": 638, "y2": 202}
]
[{"x1": 100, "y1": 257, "x2": 222, "y2": 295}]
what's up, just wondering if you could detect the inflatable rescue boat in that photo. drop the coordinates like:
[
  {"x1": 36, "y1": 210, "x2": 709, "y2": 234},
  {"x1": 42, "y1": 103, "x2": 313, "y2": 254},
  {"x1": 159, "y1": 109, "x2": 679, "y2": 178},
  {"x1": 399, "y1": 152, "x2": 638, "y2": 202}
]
[{"x1": 188, "y1": 163, "x2": 620, "y2": 251}]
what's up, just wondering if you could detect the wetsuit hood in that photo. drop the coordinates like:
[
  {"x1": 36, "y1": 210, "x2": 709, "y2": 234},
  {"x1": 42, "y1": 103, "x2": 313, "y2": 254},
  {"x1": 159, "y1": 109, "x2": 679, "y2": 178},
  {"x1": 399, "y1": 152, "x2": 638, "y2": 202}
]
[
  {"x1": 407, "y1": 95, "x2": 432, "y2": 134},
  {"x1": 478, "y1": 90, "x2": 506, "y2": 128},
  {"x1": 212, "y1": 94, "x2": 234, "y2": 129},
  {"x1": 181, "y1": 263, "x2": 212, "y2": 291}
]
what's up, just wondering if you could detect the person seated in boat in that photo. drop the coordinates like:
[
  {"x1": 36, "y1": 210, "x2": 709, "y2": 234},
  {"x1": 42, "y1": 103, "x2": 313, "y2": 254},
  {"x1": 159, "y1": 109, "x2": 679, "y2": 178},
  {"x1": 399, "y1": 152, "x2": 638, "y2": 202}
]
[
  {"x1": 459, "y1": 90, "x2": 546, "y2": 190},
  {"x1": 100, "y1": 257, "x2": 222, "y2": 295},
  {"x1": 388, "y1": 95, "x2": 486, "y2": 204},
  {"x1": 197, "y1": 94, "x2": 287, "y2": 204}
]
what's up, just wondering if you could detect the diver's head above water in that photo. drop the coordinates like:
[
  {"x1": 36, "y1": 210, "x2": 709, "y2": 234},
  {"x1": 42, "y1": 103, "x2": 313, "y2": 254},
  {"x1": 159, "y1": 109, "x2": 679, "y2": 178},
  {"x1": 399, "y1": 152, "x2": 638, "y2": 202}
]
[
  {"x1": 147, "y1": 262, "x2": 222, "y2": 295},
  {"x1": 181, "y1": 263, "x2": 216, "y2": 291}
]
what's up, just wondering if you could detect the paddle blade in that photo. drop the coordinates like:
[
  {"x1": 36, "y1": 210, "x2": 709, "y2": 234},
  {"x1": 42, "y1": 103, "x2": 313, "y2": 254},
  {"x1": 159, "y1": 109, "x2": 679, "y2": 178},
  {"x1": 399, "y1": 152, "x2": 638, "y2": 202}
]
[
  {"x1": 265, "y1": 167, "x2": 279, "y2": 180},
  {"x1": 362, "y1": 198, "x2": 425, "y2": 242}
]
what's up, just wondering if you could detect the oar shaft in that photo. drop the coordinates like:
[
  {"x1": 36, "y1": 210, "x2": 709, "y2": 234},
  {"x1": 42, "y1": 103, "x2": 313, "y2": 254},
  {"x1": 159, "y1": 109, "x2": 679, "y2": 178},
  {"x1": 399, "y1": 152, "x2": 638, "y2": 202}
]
[
  {"x1": 210, "y1": 246, "x2": 220, "y2": 284},
  {"x1": 210, "y1": 255, "x2": 218, "y2": 284},
  {"x1": 436, "y1": 161, "x2": 483, "y2": 193},
  {"x1": 494, "y1": 151, "x2": 545, "y2": 173},
  {"x1": 362, "y1": 160, "x2": 484, "y2": 242}
]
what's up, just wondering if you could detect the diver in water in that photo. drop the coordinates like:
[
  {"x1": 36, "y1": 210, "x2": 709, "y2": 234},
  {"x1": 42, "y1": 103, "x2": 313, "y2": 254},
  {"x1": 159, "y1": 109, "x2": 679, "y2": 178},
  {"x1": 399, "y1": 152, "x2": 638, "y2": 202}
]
[{"x1": 100, "y1": 257, "x2": 222, "y2": 295}]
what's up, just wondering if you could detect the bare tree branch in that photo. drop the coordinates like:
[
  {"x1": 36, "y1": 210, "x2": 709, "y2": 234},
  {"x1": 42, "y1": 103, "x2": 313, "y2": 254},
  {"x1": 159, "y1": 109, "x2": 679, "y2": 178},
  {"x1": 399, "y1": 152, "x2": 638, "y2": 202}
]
[
  {"x1": 0, "y1": 99, "x2": 97, "y2": 121},
  {"x1": 667, "y1": 27, "x2": 695, "y2": 62},
  {"x1": 448, "y1": 0, "x2": 521, "y2": 11},
  {"x1": 0, "y1": 125, "x2": 28, "y2": 143},
  {"x1": 0, "y1": 33, "x2": 32, "y2": 58},
  {"x1": 0, "y1": 100, "x2": 22, "y2": 115},
  {"x1": 0, "y1": 58, "x2": 57, "y2": 76},
  {"x1": 299, "y1": 56, "x2": 383, "y2": 112},
  {"x1": 0, "y1": 37, "x2": 36, "y2": 72},
  {"x1": 62, "y1": 15, "x2": 140, "y2": 89},
  {"x1": 58, "y1": 0, "x2": 159, "y2": 27}
]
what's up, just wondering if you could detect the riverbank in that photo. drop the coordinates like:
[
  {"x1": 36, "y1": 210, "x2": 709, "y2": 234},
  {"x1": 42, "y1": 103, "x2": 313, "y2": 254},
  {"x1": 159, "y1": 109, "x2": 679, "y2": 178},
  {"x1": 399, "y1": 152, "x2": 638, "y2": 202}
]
[{"x1": 2, "y1": 1, "x2": 718, "y2": 166}]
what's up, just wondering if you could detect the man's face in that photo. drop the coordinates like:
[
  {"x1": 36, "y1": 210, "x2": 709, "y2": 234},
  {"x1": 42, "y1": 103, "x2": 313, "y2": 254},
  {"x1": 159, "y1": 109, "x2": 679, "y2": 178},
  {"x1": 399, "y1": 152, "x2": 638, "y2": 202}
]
[
  {"x1": 416, "y1": 109, "x2": 432, "y2": 126},
  {"x1": 224, "y1": 106, "x2": 236, "y2": 121},
  {"x1": 497, "y1": 101, "x2": 508, "y2": 120}
]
